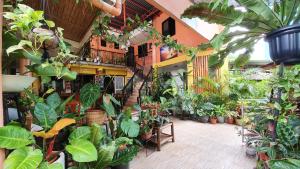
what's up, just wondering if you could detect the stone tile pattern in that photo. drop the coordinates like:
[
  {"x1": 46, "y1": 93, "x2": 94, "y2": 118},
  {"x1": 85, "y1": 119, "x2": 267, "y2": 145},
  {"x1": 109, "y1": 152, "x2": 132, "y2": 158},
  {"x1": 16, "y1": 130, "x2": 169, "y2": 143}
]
[{"x1": 131, "y1": 119, "x2": 256, "y2": 169}]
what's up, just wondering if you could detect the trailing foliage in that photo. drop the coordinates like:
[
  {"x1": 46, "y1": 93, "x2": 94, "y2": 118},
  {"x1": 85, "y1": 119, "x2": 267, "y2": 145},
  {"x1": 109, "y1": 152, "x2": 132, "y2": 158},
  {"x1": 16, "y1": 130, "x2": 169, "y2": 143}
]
[{"x1": 181, "y1": 0, "x2": 300, "y2": 68}]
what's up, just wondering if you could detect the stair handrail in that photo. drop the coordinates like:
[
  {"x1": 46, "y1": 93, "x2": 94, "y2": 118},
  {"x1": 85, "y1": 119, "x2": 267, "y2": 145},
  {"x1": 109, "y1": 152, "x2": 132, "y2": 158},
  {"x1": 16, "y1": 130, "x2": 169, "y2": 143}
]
[
  {"x1": 138, "y1": 67, "x2": 153, "y2": 105},
  {"x1": 121, "y1": 68, "x2": 142, "y2": 107}
]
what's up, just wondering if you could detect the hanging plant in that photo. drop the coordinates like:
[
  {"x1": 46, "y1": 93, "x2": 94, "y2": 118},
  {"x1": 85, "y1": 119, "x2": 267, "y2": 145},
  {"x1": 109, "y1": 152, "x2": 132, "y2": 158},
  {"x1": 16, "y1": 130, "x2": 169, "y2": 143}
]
[{"x1": 181, "y1": 0, "x2": 300, "y2": 68}]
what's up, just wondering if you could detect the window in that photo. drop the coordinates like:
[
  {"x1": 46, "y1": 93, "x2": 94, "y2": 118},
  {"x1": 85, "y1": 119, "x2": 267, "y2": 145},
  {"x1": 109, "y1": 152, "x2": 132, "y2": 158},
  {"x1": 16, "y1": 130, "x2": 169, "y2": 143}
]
[
  {"x1": 138, "y1": 43, "x2": 148, "y2": 58},
  {"x1": 114, "y1": 42, "x2": 119, "y2": 49},
  {"x1": 162, "y1": 17, "x2": 176, "y2": 36},
  {"x1": 114, "y1": 76, "x2": 124, "y2": 93},
  {"x1": 101, "y1": 39, "x2": 106, "y2": 47}
]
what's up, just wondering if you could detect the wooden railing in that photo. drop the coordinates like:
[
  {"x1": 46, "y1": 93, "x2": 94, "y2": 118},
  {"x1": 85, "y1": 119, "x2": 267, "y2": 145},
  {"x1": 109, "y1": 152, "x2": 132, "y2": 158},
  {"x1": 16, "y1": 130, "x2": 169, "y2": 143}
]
[{"x1": 137, "y1": 67, "x2": 153, "y2": 105}]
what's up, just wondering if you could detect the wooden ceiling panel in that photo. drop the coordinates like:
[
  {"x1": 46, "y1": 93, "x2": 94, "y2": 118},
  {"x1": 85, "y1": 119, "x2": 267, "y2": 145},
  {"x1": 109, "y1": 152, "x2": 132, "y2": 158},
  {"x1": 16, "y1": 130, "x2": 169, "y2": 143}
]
[{"x1": 25, "y1": 0, "x2": 97, "y2": 42}]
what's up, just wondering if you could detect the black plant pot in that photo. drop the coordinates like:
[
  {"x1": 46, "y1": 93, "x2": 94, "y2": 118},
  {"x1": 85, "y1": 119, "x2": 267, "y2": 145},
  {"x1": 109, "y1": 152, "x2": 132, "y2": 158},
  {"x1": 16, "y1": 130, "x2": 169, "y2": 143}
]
[
  {"x1": 266, "y1": 24, "x2": 300, "y2": 65},
  {"x1": 111, "y1": 163, "x2": 129, "y2": 169}
]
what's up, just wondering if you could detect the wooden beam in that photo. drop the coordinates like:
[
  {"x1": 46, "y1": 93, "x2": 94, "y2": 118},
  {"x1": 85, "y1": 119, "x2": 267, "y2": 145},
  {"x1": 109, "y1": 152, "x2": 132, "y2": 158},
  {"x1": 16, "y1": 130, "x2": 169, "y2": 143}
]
[{"x1": 0, "y1": 0, "x2": 5, "y2": 167}]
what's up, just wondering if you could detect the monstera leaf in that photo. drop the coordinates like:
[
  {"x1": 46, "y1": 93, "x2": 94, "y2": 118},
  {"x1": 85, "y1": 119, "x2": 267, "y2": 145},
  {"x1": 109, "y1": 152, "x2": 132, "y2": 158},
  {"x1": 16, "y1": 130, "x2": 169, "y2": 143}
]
[
  {"x1": 4, "y1": 147, "x2": 43, "y2": 169},
  {"x1": 66, "y1": 139, "x2": 98, "y2": 162},
  {"x1": 39, "y1": 162, "x2": 63, "y2": 169},
  {"x1": 0, "y1": 126, "x2": 34, "y2": 149},
  {"x1": 80, "y1": 83, "x2": 101, "y2": 109},
  {"x1": 34, "y1": 102, "x2": 58, "y2": 129},
  {"x1": 120, "y1": 119, "x2": 140, "y2": 138},
  {"x1": 69, "y1": 126, "x2": 91, "y2": 141}
]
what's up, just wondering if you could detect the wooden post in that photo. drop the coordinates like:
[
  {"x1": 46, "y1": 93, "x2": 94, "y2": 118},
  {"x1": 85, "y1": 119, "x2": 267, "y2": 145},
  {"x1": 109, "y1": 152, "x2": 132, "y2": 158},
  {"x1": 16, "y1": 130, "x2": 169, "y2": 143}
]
[{"x1": 0, "y1": 0, "x2": 5, "y2": 167}]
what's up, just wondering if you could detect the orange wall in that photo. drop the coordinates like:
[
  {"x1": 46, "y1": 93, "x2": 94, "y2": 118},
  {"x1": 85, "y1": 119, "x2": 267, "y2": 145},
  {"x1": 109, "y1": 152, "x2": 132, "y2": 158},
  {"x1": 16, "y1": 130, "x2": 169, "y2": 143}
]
[{"x1": 132, "y1": 12, "x2": 208, "y2": 70}]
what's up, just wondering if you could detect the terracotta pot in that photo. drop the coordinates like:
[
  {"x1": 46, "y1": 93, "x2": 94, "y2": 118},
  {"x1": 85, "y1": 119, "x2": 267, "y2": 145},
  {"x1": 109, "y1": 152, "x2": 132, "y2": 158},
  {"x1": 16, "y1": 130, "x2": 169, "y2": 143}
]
[
  {"x1": 258, "y1": 152, "x2": 269, "y2": 161},
  {"x1": 226, "y1": 117, "x2": 234, "y2": 124},
  {"x1": 210, "y1": 117, "x2": 217, "y2": 124},
  {"x1": 141, "y1": 128, "x2": 153, "y2": 141}
]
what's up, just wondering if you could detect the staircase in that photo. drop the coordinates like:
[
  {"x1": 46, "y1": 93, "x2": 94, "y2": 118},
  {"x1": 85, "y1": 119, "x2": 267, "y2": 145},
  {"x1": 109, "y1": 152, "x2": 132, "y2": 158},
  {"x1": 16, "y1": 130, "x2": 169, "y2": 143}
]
[
  {"x1": 121, "y1": 66, "x2": 153, "y2": 112},
  {"x1": 122, "y1": 81, "x2": 143, "y2": 110}
]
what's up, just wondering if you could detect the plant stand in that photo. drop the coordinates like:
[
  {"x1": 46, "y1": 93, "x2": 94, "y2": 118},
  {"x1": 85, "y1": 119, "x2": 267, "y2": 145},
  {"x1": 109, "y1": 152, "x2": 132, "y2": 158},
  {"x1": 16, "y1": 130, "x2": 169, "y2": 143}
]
[{"x1": 151, "y1": 122, "x2": 175, "y2": 151}]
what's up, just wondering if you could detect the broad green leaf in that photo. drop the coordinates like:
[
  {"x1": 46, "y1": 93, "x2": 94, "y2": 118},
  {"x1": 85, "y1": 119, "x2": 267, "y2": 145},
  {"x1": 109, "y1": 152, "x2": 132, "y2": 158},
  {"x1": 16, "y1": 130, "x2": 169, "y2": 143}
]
[
  {"x1": 90, "y1": 123, "x2": 104, "y2": 147},
  {"x1": 66, "y1": 139, "x2": 97, "y2": 162},
  {"x1": 79, "y1": 83, "x2": 101, "y2": 109},
  {"x1": 34, "y1": 102, "x2": 58, "y2": 129},
  {"x1": 45, "y1": 20, "x2": 55, "y2": 28},
  {"x1": 56, "y1": 94, "x2": 74, "y2": 115},
  {"x1": 39, "y1": 162, "x2": 63, "y2": 169},
  {"x1": 268, "y1": 158, "x2": 300, "y2": 169},
  {"x1": 17, "y1": 4, "x2": 34, "y2": 14},
  {"x1": 0, "y1": 126, "x2": 34, "y2": 149},
  {"x1": 46, "y1": 92, "x2": 62, "y2": 109},
  {"x1": 4, "y1": 147, "x2": 42, "y2": 169},
  {"x1": 69, "y1": 126, "x2": 91, "y2": 141},
  {"x1": 120, "y1": 119, "x2": 140, "y2": 138},
  {"x1": 236, "y1": 0, "x2": 283, "y2": 27},
  {"x1": 6, "y1": 40, "x2": 32, "y2": 56},
  {"x1": 60, "y1": 67, "x2": 77, "y2": 81},
  {"x1": 95, "y1": 144, "x2": 115, "y2": 169}
]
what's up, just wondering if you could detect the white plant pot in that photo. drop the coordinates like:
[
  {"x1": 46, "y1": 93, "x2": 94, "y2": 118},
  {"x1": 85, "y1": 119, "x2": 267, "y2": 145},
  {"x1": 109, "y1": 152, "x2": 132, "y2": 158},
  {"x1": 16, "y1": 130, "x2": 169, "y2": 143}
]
[
  {"x1": 53, "y1": 152, "x2": 65, "y2": 169},
  {"x1": 2, "y1": 75, "x2": 36, "y2": 92}
]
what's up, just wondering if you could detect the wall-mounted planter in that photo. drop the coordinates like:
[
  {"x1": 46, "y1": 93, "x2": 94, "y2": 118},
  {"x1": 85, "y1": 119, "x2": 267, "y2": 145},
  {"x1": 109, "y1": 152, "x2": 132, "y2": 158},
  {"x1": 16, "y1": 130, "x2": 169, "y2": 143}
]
[
  {"x1": 266, "y1": 24, "x2": 300, "y2": 65},
  {"x1": 2, "y1": 75, "x2": 36, "y2": 92}
]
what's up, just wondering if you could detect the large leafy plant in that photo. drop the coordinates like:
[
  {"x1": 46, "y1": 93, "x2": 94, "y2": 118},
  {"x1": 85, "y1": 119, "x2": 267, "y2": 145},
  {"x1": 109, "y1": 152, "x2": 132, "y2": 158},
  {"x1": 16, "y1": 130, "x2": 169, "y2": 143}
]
[
  {"x1": 0, "y1": 118, "x2": 75, "y2": 169},
  {"x1": 3, "y1": 4, "x2": 77, "y2": 82},
  {"x1": 182, "y1": 0, "x2": 300, "y2": 68}
]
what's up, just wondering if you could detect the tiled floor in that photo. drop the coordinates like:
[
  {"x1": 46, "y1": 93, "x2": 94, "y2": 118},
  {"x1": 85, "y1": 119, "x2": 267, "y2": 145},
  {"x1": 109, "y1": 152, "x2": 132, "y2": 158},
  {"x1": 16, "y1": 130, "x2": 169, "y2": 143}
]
[{"x1": 131, "y1": 118, "x2": 256, "y2": 169}]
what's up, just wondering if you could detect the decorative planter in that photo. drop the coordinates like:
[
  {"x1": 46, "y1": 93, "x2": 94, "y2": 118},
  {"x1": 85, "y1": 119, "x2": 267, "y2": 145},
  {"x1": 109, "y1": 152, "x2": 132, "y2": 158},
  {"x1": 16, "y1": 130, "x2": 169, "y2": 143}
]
[
  {"x1": 141, "y1": 128, "x2": 153, "y2": 141},
  {"x1": 199, "y1": 116, "x2": 209, "y2": 123},
  {"x1": 3, "y1": 75, "x2": 36, "y2": 92},
  {"x1": 111, "y1": 163, "x2": 129, "y2": 169},
  {"x1": 217, "y1": 116, "x2": 225, "y2": 123},
  {"x1": 246, "y1": 146, "x2": 257, "y2": 157},
  {"x1": 210, "y1": 117, "x2": 217, "y2": 124},
  {"x1": 226, "y1": 117, "x2": 234, "y2": 124},
  {"x1": 266, "y1": 24, "x2": 300, "y2": 65},
  {"x1": 86, "y1": 109, "x2": 107, "y2": 125}
]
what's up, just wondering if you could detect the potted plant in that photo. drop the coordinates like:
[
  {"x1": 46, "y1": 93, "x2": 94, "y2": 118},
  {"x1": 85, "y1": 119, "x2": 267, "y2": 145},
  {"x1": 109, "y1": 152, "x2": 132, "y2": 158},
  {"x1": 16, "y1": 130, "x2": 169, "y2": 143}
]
[
  {"x1": 215, "y1": 104, "x2": 226, "y2": 123},
  {"x1": 138, "y1": 109, "x2": 155, "y2": 141},
  {"x1": 225, "y1": 111, "x2": 237, "y2": 124},
  {"x1": 3, "y1": 4, "x2": 77, "y2": 90},
  {"x1": 182, "y1": 0, "x2": 300, "y2": 67},
  {"x1": 209, "y1": 111, "x2": 218, "y2": 124},
  {"x1": 196, "y1": 109, "x2": 209, "y2": 123}
]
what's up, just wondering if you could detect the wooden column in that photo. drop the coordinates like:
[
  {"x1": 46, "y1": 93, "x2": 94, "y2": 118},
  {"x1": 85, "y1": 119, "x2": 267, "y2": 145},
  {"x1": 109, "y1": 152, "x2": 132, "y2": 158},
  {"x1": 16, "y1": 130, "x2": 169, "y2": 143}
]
[{"x1": 0, "y1": 0, "x2": 5, "y2": 167}]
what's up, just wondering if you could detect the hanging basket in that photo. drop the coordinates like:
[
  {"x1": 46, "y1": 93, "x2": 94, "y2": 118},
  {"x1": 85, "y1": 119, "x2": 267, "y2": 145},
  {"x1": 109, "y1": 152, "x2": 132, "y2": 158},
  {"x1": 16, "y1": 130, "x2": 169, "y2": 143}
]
[{"x1": 266, "y1": 24, "x2": 300, "y2": 65}]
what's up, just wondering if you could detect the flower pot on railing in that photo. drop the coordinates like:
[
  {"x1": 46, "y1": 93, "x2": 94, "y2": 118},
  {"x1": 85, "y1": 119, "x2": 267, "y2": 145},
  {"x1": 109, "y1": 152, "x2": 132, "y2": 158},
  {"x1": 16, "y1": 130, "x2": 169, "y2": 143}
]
[{"x1": 266, "y1": 24, "x2": 300, "y2": 65}]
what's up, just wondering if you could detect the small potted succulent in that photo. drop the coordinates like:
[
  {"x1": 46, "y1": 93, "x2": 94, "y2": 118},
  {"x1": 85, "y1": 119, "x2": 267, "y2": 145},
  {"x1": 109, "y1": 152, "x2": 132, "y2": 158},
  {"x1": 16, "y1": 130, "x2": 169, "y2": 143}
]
[{"x1": 215, "y1": 104, "x2": 226, "y2": 123}]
